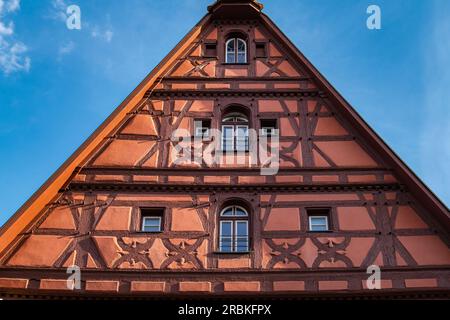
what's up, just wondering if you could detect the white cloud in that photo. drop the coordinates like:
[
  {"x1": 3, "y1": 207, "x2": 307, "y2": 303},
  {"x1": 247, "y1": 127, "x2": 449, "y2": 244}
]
[
  {"x1": 0, "y1": 20, "x2": 13, "y2": 35},
  {"x1": 0, "y1": 0, "x2": 30, "y2": 74},
  {"x1": 50, "y1": 0, "x2": 68, "y2": 22},
  {"x1": 58, "y1": 40, "x2": 75, "y2": 55},
  {"x1": 6, "y1": 0, "x2": 20, "y2": 12},
  {"x1": 0, "y1": 38, "x2": 30, "y2": 73},
  {"x1": 91, "y1": 27, "x2": 114, "y2": 43},
  {"x1": 0, "y1": 0, "x2": 20, "y2": 14},
  {"x1": 104, "y1": 30, "x2": 113, "y2": 43}
]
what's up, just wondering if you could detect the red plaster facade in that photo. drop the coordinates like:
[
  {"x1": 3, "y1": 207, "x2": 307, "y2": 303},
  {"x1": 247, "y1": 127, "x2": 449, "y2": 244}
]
[{"x1": 0, "y1": 0, "x2": 449, "y2": 299}]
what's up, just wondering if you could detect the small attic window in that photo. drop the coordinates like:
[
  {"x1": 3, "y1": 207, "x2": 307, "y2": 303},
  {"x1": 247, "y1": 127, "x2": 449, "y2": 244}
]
[
  {"x1": 204, "y1": 42, "x2": 217, "y2": 57},
  {"x1": 260, "y1": 119, "x2": 278, "y2": 136},
  {"x1": 307, "y1": 208, "x2": 331, "y2": 232},
  {"x1": 255, "y1": 42, "x2": 267, "y2": 58},
  {"x1": 194, "y1": 119, "x2": 211, "y2": 138},
  {"x1": 140, "y1": 208, "x2": 164, "y2": 232}
]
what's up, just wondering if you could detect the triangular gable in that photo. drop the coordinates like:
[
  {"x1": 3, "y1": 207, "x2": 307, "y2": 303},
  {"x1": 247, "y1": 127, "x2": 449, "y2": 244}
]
[{"x1": 0, "y1": 0, "x2": 448, "y2": 263}]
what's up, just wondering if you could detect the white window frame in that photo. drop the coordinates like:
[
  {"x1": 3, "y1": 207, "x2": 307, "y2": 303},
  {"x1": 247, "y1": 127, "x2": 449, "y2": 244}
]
[
  {"x1": 141, "y1": 216, "x2": 162, "y2": 233},
  {"x1": 225, "y1": 38, "x2": 247, "y2": 64},
  {"x1": 219, "y1": 206, "x2": 249, "y2": 252},
  {"x1": 220, "y1": 205, "x2": 249, "y2": 217},
  {"x1": 221, "y1": 124, "x2": 249, "y2": 152},
  {"x1": 308, "y1": 215, "x2": 329, "y2": 232}
]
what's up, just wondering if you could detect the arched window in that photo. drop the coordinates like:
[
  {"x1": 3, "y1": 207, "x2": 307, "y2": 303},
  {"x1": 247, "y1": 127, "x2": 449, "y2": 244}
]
[
  {"x1": 219, "y1": 205, "x2": 249, "y2": 252},
  {"x1": 225, "y1": 38, "x2": 247, "y2": 64},
  {"x1": 221, "y1": 111, "x2": 249, "y2": 152}
]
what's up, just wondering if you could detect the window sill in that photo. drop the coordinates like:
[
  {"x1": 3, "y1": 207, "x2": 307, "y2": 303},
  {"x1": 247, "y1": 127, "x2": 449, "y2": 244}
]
[
  {"x1": 222, "y1": 63, "x2": 250, "y2": 66},
  {"x1": 306, "y1": 230, "x2": 333, "y2": 234},
  {"x1": 219, "y1": 150, "x2": 250, "y2": 154},
  {"x1": 213, "y1": 251, "x2": 252, "y2": 255},
  {"x1": 134, "y1": 231, "x2": 164, "y2": 234}
]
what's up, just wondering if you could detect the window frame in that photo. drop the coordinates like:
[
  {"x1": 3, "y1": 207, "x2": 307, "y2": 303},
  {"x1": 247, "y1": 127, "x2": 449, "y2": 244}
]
[
  {"x1": 225, "y1": 38, "x2": 248, "y2": 64},
  {"x1": 218, "y1": 205, "x2": 250, "y2": 253},
  {"x1": 260, "y1": 119, "x2": 279, "y2": 137},
  {"x1": 255, "y1": 41, "x2": 268, "y2": 58},
  {"x1": 306, "y1": 208, "x2": 332, "y2": 232},
  {"x1": 203, "y1": 40, "x2": 218, "y2": 58},
  {"x1": 221, "y1": 112, "x2": 249, "y2": 152},
  {"x1": 141, "y1": 216, "x2": 162, "y2": 233},
  {"x1": 194, "y1": 119, "x2": 211, "y2": 139},
  {"x1": 139, "y1": 208, "x2": 165, "y2": 233}
]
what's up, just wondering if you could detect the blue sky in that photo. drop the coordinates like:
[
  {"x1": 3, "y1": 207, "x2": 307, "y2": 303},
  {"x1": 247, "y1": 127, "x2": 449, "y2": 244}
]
[{"x1": 0, "y1": 0, "x2": 449, "y2": 226}]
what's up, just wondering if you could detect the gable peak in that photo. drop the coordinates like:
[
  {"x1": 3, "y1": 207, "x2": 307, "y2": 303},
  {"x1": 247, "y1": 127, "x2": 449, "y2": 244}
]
[{"x1": 208, "y1": 0, "x2": 264, "y2": 18}]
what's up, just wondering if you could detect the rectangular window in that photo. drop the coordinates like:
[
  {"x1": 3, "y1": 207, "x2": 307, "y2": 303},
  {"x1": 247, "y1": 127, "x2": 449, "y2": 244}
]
[
  {"x1": 222, "y1": 125, "x2": 249, "y2": 152},
  {"x1": 219, "y1": 220, "x2": 249, "y2": 252},
  {"x1": 203, "y1": 42, "x2": 217, "y2": 57},
  {"x1": 260, "y1": 119, "x2": 278, "y2": 136},
  {"x1": 140, "y1": 208, "x2": 164, "y2": 232},
  {"x1": 307, "y1": 208, "x2": 331, "y2": 232},
  {"x1": 255, "y1": 42, "x2": 267, "y2": 58},
  {"x1": 194, "y1": 119, "x2": 211, "y2": 138}
]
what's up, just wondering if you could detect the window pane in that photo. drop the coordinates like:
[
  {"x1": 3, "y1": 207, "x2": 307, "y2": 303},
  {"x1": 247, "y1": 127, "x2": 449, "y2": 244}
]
[
  {"x1": 226, "y1": 53, "x2": 235, "y2": 63},
  {"x1": 235, "y1": 237, "x2": 248, "y2": 252},
  {"x1": 237, "y1": 39, "x2": 246, "y2": 63},
  {"x1": 236, "y1": 221, "x2": 248, "y2": 236},
  {"x1": 237, "y1": 39, "x2": 246, "y2": 51},
  {"x1": 237, "y1": 52, "x2": 246, "y2": 63},
  {"x1": 234, "y1": 207, "x2": 247, "y2": 216},
  {"x1": 235, "y1": 140, "x2": 247, "y2": 151},
  {"x1": 220, "y1": 221, "x2": 233, "y2": 252},
  {"x1": 220, "y1": 237, "x2": 233, "y2": 252},
  {"x1": 222, "y1": 126, "x2": 234, "y2": 151},
  {"x1": 310, "y1": 225, "x2": 327, "y2": 232},
  {"x1": 223, "y1": 126, "x2": 234, "y2": 138},
  {"x1": 221, "y1": 207, "x2": 234, "y2": 216},
  {"x1": 221, "y1": 221, "x2": 233, "y2": 236},
  {"x1": 236, "y1": 126, "x2": 248, "y2": 136},
  {"x1": 143, "y1": 217, "x2": 160, "y2": 226},
  {"x1": 143, "y1": 225, "x2": 160, "y2": 232},
  {"x1": 235, "y1": 221, "x2": 248, "y2": 252},
  {"x1": 227, "y1": 40, "x2": 235, "y2": 52},
  {"x1": 309, "y1": 216, "x2": 328, "y2": 231},
  {"x1": 235, "y1": 116, "x2": 248, "y2": 122},
  {"x1": 310, "y1": 217, "x2": 326, "y2": 224},
  {"x1": 142, "y1": 217, "x2": 161, "y2": 232},
  {"x1": 235, "y1": 126, "x2": 248, "y2": 151}
]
